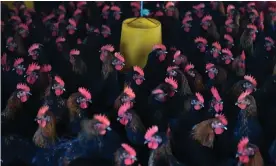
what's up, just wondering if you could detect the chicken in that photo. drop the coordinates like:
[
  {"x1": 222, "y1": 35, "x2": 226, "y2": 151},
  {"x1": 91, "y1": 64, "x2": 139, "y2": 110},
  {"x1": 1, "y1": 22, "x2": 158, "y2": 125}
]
[
  {"x1": 233, "y1": 91, "x2": 264, "y2": 147},
  {"x1": 191, "y1": 114, "x2": 228, "y2": 148},
  {"x1": 114, "y1": 85, "x2": 135, "y2": 110},
  {"x1": 1, "y1": 83, "x2": 31, "y2": 119},
  {"x1": 236, "y1": 137, "x2": 264, "y2": 166},
  {"x1": 231, "y1": 50, "x2": 246, "y2": 77},
  {"x1": 25, "y1": 62, "x2": 41, "y2": 86},
  {"x1": 183, "y1": 63, "x2": 205, "y2": 93},
  {"x1": 145, "y1": 125, "x2": 185, "y2": 166},
  {"x1": 114, "y1": 143, "x2": 138, "y2": 166},
  {"x1": 1, "y1": 52, "x2": 11, "y2": 72},
  {"x1": 67, "y1": 87, "x2": 92, "y2": 135},
  {"x1": 117, "y1": 102, "x2": 145, "y2": 146},
  {"x1": 229, "y1": 75, "x2": 257, "y2": 99},
  {"x1": 143, "y1": 44, "x2": 169, "y2": 91},
  {"x1": 166, "y1": 65, "x2": 192, "y2": 96},
  {"x1": 240, "y1": 24, "x2": 258, "y2": 57},
  {"x1": 69, "y1": 114, "x2": 120, "y2": 162},
  {"x1": 205, "y1": 62, "x2": 228, "y2": 91},
  {"x1": 43, "y1": 75, "x2": 68, "y2": 135},
  {"x1": 146, "y1": 77, "x2": 178, "y2": 132},
  {"x1": 200, "y1": 15, "x2": 220, "y2": 42},
  {"x1": 171, "y1": 50, "x2": 188, "y2": 70},
  {"x1": 206, "y1": 86, "x2": 224, "y2": 118},
  {"x1": 69, "y1": 49, "x2": 87, "y2": 75},
  {"x1": 33, "y1": 105, "x2": 57, "y2": 148}
]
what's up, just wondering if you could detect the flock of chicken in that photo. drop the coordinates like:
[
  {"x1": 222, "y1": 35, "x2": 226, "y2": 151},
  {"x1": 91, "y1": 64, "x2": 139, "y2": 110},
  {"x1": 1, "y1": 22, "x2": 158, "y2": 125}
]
[{"x1": 1, "y1": 1, "x2": 276, "y2": 166}]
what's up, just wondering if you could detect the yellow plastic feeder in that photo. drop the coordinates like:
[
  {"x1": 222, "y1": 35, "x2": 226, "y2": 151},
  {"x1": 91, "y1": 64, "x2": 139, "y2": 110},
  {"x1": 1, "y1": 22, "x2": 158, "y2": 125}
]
[
  {"x1": 2, "y1": 1, "x2": 34, "y2": 9},
  {"x1": 120, "y1": 17, "x2": 162, "y2": 69}
]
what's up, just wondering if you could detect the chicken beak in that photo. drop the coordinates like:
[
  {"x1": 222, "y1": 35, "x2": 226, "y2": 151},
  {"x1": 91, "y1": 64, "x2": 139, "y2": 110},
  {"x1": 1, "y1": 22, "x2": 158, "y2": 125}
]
[
  {"x1": 205, "y1": 70, "x2": 208, "y2": 73},
  {"x1": 117, "y1": 117, "x2": 120, "y2": 121},
  {"x1": 224, "y1": 126, "x2": 227, "y2": 130},
  {"x1": 27, "y1": 92, "x2": 32, "y2": 95},
  {"x1": 144, "y1": 140, "x2": 149, "y2": 144},
  {"x1": 12, "y1": 68, "x2": 15, "y2": 71},
  {"x1": 63, "y1": 88, "x2": 66, "y2": 91},
  {"x1": 172, "y1": 59, "x2": 176, "y2": 63},
  {"x1": 235, "y1": 102, "x2": 238, "y2": 105},
  {"x1": 106, "y1": 126, "x2": 112, "y2": 131}
]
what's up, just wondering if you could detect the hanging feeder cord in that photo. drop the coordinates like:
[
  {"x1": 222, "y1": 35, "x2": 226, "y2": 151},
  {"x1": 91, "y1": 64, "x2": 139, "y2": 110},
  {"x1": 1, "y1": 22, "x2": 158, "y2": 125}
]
[{"x1": 140, "y1": 1, "x2": 144, "y2": 17}]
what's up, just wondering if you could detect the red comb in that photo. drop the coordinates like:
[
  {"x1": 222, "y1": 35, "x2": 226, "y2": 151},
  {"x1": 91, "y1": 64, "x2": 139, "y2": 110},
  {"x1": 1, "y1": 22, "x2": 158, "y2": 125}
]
[
  {"x1": 131, "y1": 2, "x2": 140, "y2": 9},
  {"x1": 225, "y1": 19, "x2": 233, "y2": 25},
  {"x1": 56, "y1": 36, "x2": 66, "y2": 43},
  {"x1": 269, "y1": 7, "x2": 276, "y2": 13},
  {"x1": 54, "y1": 76, "x2": 64, "y2": 86},
  {"x1": 27, "y1": 63, "x2": 40, "y2": 74},
  {"x1": 28, "y1": 43, "x2": 40, "y2": 54},
  {"x1": 238, "y1": 91, "x2": 251, "y2": 101},
  {"x1": 40, "y1": 64, "x2": 52, "y2": 72},
  {"x1": 37, "y1": 105, "x2": 49, "y2": 117},
  {"x1": 70, "y1": 49, "x2": 80, "y2": 56},
  {"x1": 194, "y1": 37, "x2": 207, "y2": 44},
  {"x1": 222, "y1": 48, "x2": 233, "y2": 57},
  {"x1": 73, "y1": 9, "x2": 82, "y2": 16},
  {"x1": 133, "y1": 66, "x2": 144, "y2": 76},
  {"x1": 152, "y1": 89, "x2": 164, "y2": 95},
  {"x1": 211, "y1": 86, "x2": 221, "y2": 101},
  {"x1": 121, "y1": 143, "x2": 136, "y2": 157},
  {"x1": 124, "y1": 86, "x2": 135, "y2": 99},
  {"x1": 7, "y1": 37, "x2": 13, "y2": 44},
  {"x1": 102, "y1": 5, "x2": 110, "y2": 12},
  {"x1": 185, "y1": 11, "x2": 192, "y2": 16},
  {"x1": 184, "y1": 63, "x2": 194, "y2": 72},
  {"x1": 265, "y1": 37, "x2": 274, "y2": 45},
  {"x1": 182, "y1": 16, "x2": 193, "y2": 24},
  {"x1": 153, "y1": 44, "x2": 166, "y2": 51},
  {"x1": 240, "y1": 51, "x2": 246, "y2": 60},
  {"x1": 78, "y1": 87, "x2": 91, "y2": 100},
  {"x1": 167, "y1": 66, "x2": 179, "y2": 72},
  {"x1": 13, "y1": 58, "x2": 24, "y2": 67},
  {"x1": 215, "y1": 114, "x2": 228, "y2": 125},
  {"x1": 193, "y1": 3, "x2": 205, "y2": 10},
  {"x1": 114, "y1": 52, "x2": 125, "y2": 62},
  {"x1": 102, "y1": 25, "x2": 111, "y2": 32},
  {"x1": 224, "y1": 34, "x2": 233, "y2": 43},
  {"x1": 19, "y1": 23, "x2": 28, "y2": 30},
  {"x1": 195, "y1": 92, "x2": 204, "y2": 103},
  {"x1": 16, "y1": 83, "x2": 30, "y2": 92},
  {"x1": 69, "y1": 18, "x2": 77, "y2": 27},
  {"x1": 260, "y1": 11, "x2": 264, "y2": 22},
  {"x1": 202, "y1": 15, "x2": 212, "y2": 23},
  {"x1": 42, "y1": 14, "x2": 55, "y2": 23},
  {"x1": 118, "y1": 102, "x2": 131, "y2": 116},
  {"x1": 111, "y1": 5, "x2": 121, "y2": 12},
  {"x1": 77, "y1": 1, "x2": 86, "y2": 8},
  {"x1": 165, "y1": 1, "x2": 174, "y2": 9},
  {"x1": 227, "y1": 4, "x2": 235, "y2": 13},
  {"x1": 247, "y1": 2, "x2": 255, "y2": 7},
  {"x1": 238, "y1": 137, "x2": 249, "y2": 152},
  {"x1": 59, "y1": 5, "x2": 66, "y2": 12},
  {"x1": 101, "y1": 44, "x2": 114, "y2": 52},
  {"x1": 251, "y1": 9, "x2": 259, "y2": 16},
  {"x1": 94, "y1": 114, "x2": 110, "y2": 126},
  {"x1": 145, "y1": 125, "x2": 158, "y2": 140},
  {"x1": 244, "y1": 75, "x2": 257, "y2": 86},
  {"x1": 10, "y1": 16, "x2": 21, "y2": 22},
  {"x1": 206, "y1": 63, "x2": 214, "y2": 70},
  {"x1": 1, "y1": 53, "x2": 7, "y2": 65},
  {"x1": 165, "y1": 77, "x2": 178, "y2": 89},
  {"x1": 173, "y1": 50, "x2": 181, "y2": 59},
  {"x1": 212, "y1": 42, "x2": 221, "y2": 50},
  {"x1": 247, "y1": 24, "x2": 257, "y2": 31}
]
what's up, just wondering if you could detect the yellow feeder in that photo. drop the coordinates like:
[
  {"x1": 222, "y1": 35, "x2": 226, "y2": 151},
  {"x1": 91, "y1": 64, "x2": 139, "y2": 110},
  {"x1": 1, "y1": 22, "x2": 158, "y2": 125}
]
[
  {"x1": 2, "y1": 1, "x2": 34, "y2": 9},
  {"x1": 120, "y1": 17, "x2": 162, "y2": 69}
]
